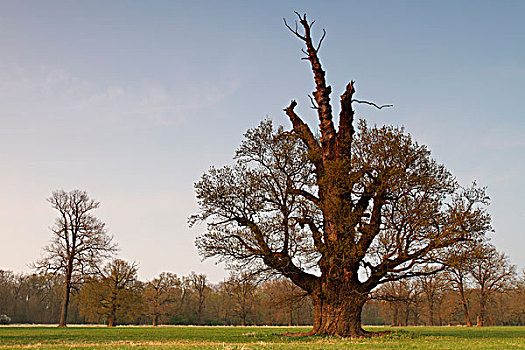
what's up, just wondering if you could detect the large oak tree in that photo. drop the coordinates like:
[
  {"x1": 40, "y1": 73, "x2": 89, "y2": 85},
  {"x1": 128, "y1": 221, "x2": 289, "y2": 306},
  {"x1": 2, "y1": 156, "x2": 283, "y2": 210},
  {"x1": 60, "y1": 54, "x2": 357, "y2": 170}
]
[{"x1": 192, "y1": 13, "x2": 491, "y2": 337}]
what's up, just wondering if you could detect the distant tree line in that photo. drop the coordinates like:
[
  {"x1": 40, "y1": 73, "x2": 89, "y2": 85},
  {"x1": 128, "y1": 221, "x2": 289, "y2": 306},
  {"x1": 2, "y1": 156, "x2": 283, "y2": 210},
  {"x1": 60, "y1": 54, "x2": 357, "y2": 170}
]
[
  {"x1": 1, "y1": 250, "x2": 523, "y2": 327},
  {"x1": 0, "y1": 267, "x2": 313, "y2": 326},
  {"x1": 367, "y1": 241, "x2": 524, "y2": 327}
]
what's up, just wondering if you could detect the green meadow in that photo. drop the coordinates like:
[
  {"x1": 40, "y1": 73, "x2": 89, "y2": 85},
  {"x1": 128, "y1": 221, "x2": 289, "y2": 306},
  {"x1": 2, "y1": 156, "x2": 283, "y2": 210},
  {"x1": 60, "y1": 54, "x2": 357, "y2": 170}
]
[{"x1": 0, "y1": 326, "x2": 524, "y2": 349}]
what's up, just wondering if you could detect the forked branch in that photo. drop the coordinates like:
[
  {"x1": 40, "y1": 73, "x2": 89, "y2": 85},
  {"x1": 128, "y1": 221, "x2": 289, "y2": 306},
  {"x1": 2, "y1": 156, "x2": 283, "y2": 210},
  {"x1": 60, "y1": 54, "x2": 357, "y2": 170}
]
[
  {"x1": 284, "y1": 101, "x2": 322, "y2": 170},
  {"x1": 308, "y1": 95, "x2": 319, "y2": 110},
  {"x1": 284, "y1": 12, "x2": 336, "y2": 160},
  {"x1": 283, "y1": 12, "x2": 307, "y2": 41}
]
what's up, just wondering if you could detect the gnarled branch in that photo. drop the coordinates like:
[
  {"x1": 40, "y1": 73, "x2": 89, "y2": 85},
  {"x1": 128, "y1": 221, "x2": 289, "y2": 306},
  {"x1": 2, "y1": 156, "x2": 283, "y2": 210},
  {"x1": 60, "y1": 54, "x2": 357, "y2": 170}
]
[
  {"x1": 284, "y1": 100, "x2": 323, "y2": 172},
  {"x1": 284, "y1": 12, "x2": 336, "y2": 160},
  {"x1": 289, "y1": 188, "x2": 320, "y2": 206}
]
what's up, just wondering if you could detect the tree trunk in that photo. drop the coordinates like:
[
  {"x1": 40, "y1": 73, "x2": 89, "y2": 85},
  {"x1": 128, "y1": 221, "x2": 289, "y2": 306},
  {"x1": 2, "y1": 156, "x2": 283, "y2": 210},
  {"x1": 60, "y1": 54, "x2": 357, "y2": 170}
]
[
  {"x1": 392, "y1": 306, "x2": 398, "y2": 327},
  {"x1": 58, "y1": 265, "x2": 73, "y2": 327},
  {"x1": 108, "y1": 308, "x2": 116, "y2": 327},
  {"x1": 428, "y1": 299, "x2": 435, "y2": 326},
  {"x1": 458, "y1": 284, "x2": 472, "y2": 327},
  {"x1": 404, "y1": 304, "x2": 409, "y2": 327},
  {"x1": 197, "y1": 304, "x2": 202, "y2": 325},
  {"x1": 310, "y1": 288, "x2": 369, "y2": 337},
  {"x1": 58, "y1": 280, "x2": 71, "y2": 327},
  {"x1": 152, "y1": 314, "x2": 158, "y2": 327},
  {"x1": 108, "y1": 313, "x2": 116, "y2": 327},
  {"x1": 108, "y1": 293, "x2": 117, "y2": 327},
  {"x1": 477, "y1": 291, "x2": 486, "y2": 327}
]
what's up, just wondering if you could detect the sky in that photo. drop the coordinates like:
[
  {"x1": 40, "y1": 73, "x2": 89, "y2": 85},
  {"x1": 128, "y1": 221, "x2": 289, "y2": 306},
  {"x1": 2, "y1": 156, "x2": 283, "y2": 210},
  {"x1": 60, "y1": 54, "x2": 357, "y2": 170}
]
[{"x1": 0, "y1": 1, "x2": 523, "y2": 282}]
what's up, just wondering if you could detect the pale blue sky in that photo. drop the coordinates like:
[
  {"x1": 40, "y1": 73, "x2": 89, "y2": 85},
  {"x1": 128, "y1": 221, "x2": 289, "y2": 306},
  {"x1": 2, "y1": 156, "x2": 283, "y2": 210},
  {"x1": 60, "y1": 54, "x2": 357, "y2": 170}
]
[{"x1": 1, "y1": 1, "x2": 523, "y2": 281}]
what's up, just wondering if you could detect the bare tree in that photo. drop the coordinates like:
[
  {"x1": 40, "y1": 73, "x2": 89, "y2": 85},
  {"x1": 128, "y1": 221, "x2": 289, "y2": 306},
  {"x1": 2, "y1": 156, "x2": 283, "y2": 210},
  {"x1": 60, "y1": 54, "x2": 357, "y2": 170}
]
[
  {"x1": 374, "y1": 280, "x2": 421, "y2": 326},
  {"x1": 144, "y1": 272, "x2": 180, "y2": 326},
  {"x1": 34, "y1": 190, "x2": 117, "y2": 326},
  {"x1": 189, "y1": 272, "x2": 208, "y2": 325},
  {"x1": 417, "y1": 268, "x2": 448, "y2": 326},
  {"x1": 263, "y1": 278, "x2": 310, "y2": 327},
  {"x1": 468, "y1": 243, "x2": 516, "y2": 326},
  {"x1": 79, "y1": 259, "x2": 139, "y2": 327},
  {"x1": 445, "y1": 243, "x2": 477, "y2": 326},
  {"x1": 224, "y1": 271, "x2": 260, "y2": 326},
  {"x1": 192, "y1": 13, "x2": 492, "y2": 337},
  {"x1": 510, "y1": 270, "x2": 525, "y2": 325}
]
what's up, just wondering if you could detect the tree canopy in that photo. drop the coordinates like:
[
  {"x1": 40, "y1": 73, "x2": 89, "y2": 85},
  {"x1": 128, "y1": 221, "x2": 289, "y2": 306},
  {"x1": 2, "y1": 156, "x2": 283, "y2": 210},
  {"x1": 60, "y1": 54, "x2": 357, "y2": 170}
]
[{"x1": 192, "y1": 13, "x2": 492, "y2": 337}]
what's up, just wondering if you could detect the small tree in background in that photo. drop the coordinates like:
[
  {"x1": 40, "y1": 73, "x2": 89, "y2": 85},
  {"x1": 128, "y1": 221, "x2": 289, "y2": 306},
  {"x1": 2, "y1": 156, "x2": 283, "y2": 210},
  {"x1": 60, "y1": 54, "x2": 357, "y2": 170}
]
[
  {"x1": 35, "y1": 190, "x2": 117, "y2": 327},
  {"x1": 468, "y1": 243, "x2": 516, "y2": 326},
  {"x1": 143, "y1": 272, "x2": 180, "y2": 326},
  {"x1": 261, "y1": 278, "x2": 311, "y2": 327},
  {"x1": 224, "y1": 271, "x2": 260, "y2": 326},
  {"x1": 189, "y1": 272, "x2": 208, "y2": 325},
  {"x1": 445, "y1": 243, "x2": 477, "y2": 327},
  {"x1": 374, "y1": 280, "x2": 421, "y2": 327},
  {"x1": 79, "y1": 259, "x2": 140, "y2": 327},
  {"x1": 417, "y1": 268, "x2": 448, "y2": 326}
]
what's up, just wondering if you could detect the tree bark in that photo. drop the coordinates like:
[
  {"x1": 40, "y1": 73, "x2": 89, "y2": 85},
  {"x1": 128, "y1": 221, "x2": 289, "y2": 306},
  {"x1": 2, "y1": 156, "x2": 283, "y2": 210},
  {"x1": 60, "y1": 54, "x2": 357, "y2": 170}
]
[
  {"x1": 197, "y1": 303, "x2": 202, "y2": 325},
  {"x1": 58, "y1": 280, "x2": 71, "y2": 327},
  {"x1": 58, "y1": 263, "x2": 73, "y2": 327},
  {"x1": 311, "y1": 287, "x2": 369, "y2": 337},
  {"x1": 477, "y1": 291, "x2": 486, "y2": 327},
  {"x1": 429, "y1": 303, "x2": 435, "y2": 326},
  {"x1": 458, "y1": 284, "x2": 472, "y2": 327},
  {"x1": 108, "y1": 293, "x2": 117, "y2": 327}
]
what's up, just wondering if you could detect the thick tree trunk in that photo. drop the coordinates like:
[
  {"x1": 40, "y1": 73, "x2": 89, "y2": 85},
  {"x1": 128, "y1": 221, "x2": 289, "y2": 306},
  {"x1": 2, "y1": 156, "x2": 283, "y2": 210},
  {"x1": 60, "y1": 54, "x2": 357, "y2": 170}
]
[
  {"x1": 152, "y1": 314, "x2": 158, "y2": 327},
  {"x1": 311, "y1": 288, "x2": 369, "y2": 337}
]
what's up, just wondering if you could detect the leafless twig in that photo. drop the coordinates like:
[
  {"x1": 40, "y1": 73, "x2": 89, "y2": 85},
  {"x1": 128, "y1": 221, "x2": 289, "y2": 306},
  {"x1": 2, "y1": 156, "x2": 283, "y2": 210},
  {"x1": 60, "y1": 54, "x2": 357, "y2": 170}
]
[
  {"x1": 308, "y1": 95, "x2": 319, "y2": 110},
  {"x1": 352, "y1": 99, "x2": 393, "y2": 109},
  {"x1": 283, "y1": 16, "x2": 306, "y2": 41},
  {"x1": 316, "y1": 29, "x2": 326, "y2": 52}
]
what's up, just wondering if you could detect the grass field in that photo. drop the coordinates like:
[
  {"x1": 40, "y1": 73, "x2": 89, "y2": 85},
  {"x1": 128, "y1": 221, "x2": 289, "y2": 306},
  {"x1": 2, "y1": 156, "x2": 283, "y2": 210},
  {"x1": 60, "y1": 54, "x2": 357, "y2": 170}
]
[{"x1": 0, "y1": 325, "x2": 524, "y2": 349}]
